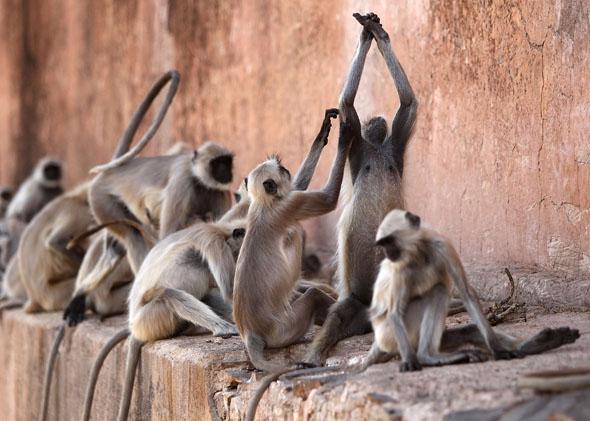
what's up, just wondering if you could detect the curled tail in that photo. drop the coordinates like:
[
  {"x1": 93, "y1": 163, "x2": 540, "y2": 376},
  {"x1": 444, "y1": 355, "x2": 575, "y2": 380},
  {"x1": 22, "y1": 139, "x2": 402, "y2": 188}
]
[
  {"x1": 90, "y1": 70, "x2": 181, "y2": 174},
  {"x1": 39, "y1": 324, "x2": 66, "y2": 421},
  {"x1": 116, "y1": 337, "x2": 144, "y2": 421},
  {"x1": 82, "y1": 328, "x2": 130, "y2": 421}
]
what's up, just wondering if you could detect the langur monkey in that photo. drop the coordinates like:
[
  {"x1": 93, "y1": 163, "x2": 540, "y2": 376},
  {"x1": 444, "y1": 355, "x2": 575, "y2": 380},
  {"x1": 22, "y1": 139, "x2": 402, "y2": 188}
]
[
  {"x1": 233, "y1": 111, "x2": 353, "y2": 373},
  {"x1": 82, "y1": 108, "x2": 338, "y2": 421},
  {"x1": 88, "y1": 71, "x2": 235, "y2": 274},
  {"x1": 0, "y1": 217, "x2": 26, "y2": 277},
  {"x1": 360, "y1": 209, "x2": 580, "y2": 371},
  {"x1": 6, "y1": 157, "x2": 63, "y2": 222},
  {"x1": 306, "y1": 12, "x2": 419, "y2": 366},
  {"x1": 0, "y1": 186, "x2": 12, "y2": 218}
]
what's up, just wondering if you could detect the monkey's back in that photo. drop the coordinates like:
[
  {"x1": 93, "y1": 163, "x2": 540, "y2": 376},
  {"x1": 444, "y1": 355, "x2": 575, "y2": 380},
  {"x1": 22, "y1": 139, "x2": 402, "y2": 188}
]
[{"x1": 338, "y1": 149, "x2": 404, "y2": 305}]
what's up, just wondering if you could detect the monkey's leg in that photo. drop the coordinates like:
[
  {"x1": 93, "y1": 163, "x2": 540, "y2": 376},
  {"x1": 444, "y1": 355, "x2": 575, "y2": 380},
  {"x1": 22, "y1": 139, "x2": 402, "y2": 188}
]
[
  {"x1": 82, "y1": 328, "x2": 130, "y2": 421},
  {"x1": 304, "y1": 296, "x2": 371, "y2": 366},
  {"x1": 202, "y1": 288, "x2": 233, "y2": 322},
  {"x1": 244, "y1": 333, "x2": 285, "y2": 372},
  {"x1": 357, "y1": 342, "x2": 395, "y2": 372},
  {"x1": 416, "y1": 285, "x2": 487, "y2": 367},
  {"x1": 93, "y1": 282, "x2": 131, "y2": 317},
  {"x1": 162, "y1": 288, "x2": 237, "y2": 337},
  {"x1": 441, "y1": 324, "x2": 580, "y2": 357}
]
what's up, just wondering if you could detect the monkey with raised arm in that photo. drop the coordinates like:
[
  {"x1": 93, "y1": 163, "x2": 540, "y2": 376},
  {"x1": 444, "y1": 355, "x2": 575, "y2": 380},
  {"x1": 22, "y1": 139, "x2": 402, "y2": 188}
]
[
  {"x1": 306, "y1": 12, "x2": 419, "y2": 366},
  {"x1": 82, "y1": 108, "x2": 339, "y2": 421},
  {"x1": 234, "y1": 110, "x2": 352, "y2": 373},
  {"x1": 6, "y1": 157, "x2": 63, "y2": 223},
  {"x1": 359, "y1": 209, "x2": 580, "y2": 371}
]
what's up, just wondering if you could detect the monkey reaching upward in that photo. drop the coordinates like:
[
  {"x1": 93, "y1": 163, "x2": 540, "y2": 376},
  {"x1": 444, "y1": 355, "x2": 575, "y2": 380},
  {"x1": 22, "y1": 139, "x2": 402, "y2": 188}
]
[
  {"x1": 6, "y1": 157, "x2": 63, "y2": 222},
  {"x1": 306, "y1": 12, "x2": 418, "y2": 366},
  {"x1": 360, "y1": 209, "x2": 580, "y2": 371},
  {"x1": 233, "y1": 112, "x2": 352, "y2": 372}
]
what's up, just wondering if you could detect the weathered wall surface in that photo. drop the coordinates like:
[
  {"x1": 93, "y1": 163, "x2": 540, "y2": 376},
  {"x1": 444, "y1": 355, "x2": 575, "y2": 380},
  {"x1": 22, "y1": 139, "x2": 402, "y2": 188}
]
[{"x1": 0, "y1": 0, "x2": 588, "y2": 276}]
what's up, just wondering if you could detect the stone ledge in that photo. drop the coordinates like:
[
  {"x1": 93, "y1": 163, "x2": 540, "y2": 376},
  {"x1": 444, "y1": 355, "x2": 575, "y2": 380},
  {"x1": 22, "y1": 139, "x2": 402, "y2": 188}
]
[{"x1": 0, "y1": 309, "x2": 588, "y2": 420}]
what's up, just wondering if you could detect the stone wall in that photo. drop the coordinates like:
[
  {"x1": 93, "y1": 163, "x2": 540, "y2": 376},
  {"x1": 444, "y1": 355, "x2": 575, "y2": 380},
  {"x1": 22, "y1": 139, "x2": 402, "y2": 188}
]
[{"x1": 0, "y1": 0, "x2": 588, "y2": 275}]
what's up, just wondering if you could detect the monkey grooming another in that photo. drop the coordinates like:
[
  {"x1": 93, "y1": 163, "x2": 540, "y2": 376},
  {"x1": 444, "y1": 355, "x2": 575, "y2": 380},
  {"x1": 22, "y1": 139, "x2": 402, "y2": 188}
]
[
  {"x1": 360, "y1": 209, "x2": 580, "y2": 371},
  {"x1": 6, "y1": 157, "x2": 63, "y2": 223},
  {"x1": 233, "y1": 113, "x2": 353, "y2": 373},
  {"x1": 305, "y1": 12, "x2": 419, "y2": 366}
]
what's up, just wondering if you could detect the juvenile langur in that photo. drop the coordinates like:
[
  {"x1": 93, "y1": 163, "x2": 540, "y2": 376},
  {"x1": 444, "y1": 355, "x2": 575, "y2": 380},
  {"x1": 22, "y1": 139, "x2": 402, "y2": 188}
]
[
  {"x1": 233, "y1": 114, "x2": 353, "y2": 373},
  {"x1": 360, "y1": 209, "x2": 580, "y2": 371},
  {"x1": 306, "y1": 12, "x2": 419, "y2": 366},
  {"x1": 82, "y1": 218, "x2": 247, "y2": 421},
  {"x1": 0, "y1": 186, "x2": 13, "y2": 218},
  {"x1": 83, "y1": 108, "x2": 339, "y2": 421},
  {"x1": 6, "y1": 157, "x2": 63, "y2": 222}
]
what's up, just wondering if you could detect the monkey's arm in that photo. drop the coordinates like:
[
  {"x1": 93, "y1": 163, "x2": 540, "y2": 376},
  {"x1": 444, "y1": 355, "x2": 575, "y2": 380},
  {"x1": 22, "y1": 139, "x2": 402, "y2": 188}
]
[
  {"x1": 160, "y1": 174, "x2": 196, "y2": 238},
  {"x1": 200, "y1": 237, "x2": 236, "y2": 302},
  {"x1": 339, "y1": 19, "x2": 372, "y2": 174},
  {"x1": 218, "y1": 199, "x2": 250, "y2": 224},
  {"x1": 360, "y1": 14, "x2": 417, "y2": 173},
  {"x1": 292, "y1": 108, "x2": 339, "y2": 191},
  {"x1": 46, "y1": 231, "x2": 86, "y2": 263},
  {"x1": 279, "y1": 122, "x2": 353, "y2": 221},
  {"x1": 390, "y1": 288, "x2": 421, "y2": 371}
]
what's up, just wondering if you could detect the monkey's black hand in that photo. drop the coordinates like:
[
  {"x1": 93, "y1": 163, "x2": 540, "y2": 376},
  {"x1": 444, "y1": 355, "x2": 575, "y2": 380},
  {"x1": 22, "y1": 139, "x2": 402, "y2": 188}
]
[
  {"x1": 315, "y1": 108, "x2": 339, "y2": 147},
  {"x1": 353, "y1": 12, "x2": 387, "y2": 41},
  {"x1": 63, "y1": 294, "x2": 86, "y2": 327},
  {"x1": 399, "y1": 358, "x2": 422, "y2": 372}
]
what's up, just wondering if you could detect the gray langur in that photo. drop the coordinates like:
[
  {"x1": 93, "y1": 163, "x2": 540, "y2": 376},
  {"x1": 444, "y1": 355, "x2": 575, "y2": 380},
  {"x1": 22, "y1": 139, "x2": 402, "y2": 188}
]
[
  {"x1": 233, "y1": 111, "x2": 353, "y2": 373},
  {"x1": 360, "y1": 209, "x2": 580, "y2": 371},
  {"x1": 306, "y1": 12, "x2": 419, "y2": 366},
  {"x1": 6, "y1": 157, "x2": 63, "y2": 222}
]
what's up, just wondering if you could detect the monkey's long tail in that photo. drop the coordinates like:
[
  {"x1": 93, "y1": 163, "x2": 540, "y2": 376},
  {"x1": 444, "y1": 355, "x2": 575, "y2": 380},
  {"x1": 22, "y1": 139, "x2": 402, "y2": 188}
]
[
  {"x1": 91, "y1": 70, "x2": 180, "y2": 174},
  {"x1": 39, "y1": 323, "x2": 66, "y2": 421},
  {"x1": 67, "y1": 220, "x2": 156, "y2": 251},
  {"x1": 82, "y1": 328, "x2": 130, "y2": 421},
  {"x1": 245, "y1": 365, "x2": 344, "y2": 421},
  {"x1": 116, "y1": 337, "x2": 144, "y2": 421}
]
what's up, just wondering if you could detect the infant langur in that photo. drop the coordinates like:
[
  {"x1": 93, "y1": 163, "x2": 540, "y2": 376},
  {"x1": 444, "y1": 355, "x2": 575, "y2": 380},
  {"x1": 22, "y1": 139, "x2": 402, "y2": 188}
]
[{"x1": 361, "y1": 209, "x2": 580, "y2": 371}]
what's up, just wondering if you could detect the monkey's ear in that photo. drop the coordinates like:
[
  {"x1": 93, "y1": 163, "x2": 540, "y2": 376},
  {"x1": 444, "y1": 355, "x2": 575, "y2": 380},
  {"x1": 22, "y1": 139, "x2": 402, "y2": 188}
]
[
  {"x1": 405, "y1": 212, "x2": 421, "y2": 228},
  {"x1": 243, "y1": 177, "x2": 248, "y2": 190},
  {"x1": 232, "y1": 228, "x2": 246, "y2": 238}
]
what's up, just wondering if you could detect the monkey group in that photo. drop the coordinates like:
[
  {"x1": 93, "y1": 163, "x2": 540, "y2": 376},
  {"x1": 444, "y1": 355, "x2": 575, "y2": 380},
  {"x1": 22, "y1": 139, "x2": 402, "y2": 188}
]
[{"x1": 0, "y1": 12, "x2": 580, "y2": 421}]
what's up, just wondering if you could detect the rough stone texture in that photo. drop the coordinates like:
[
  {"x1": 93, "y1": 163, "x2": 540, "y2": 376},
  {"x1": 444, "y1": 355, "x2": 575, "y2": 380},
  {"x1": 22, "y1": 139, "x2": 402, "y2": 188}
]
[
  {"x1": 0, "y1": 1, "x2": 588, "y2": 278},
  {"x1": 0, "y1": 309, "x2": 588, "y2": 420}
]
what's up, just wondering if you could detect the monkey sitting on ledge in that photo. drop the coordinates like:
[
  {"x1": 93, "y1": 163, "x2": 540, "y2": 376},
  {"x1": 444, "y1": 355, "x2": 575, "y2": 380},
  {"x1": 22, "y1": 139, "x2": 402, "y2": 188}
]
[{"x1": 361, "y1": 209, "x2": 580, "y2": 371}]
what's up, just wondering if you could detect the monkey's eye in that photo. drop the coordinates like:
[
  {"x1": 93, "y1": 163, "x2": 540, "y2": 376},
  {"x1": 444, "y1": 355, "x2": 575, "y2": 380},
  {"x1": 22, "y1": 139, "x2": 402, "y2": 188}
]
[
  {"x1": 243, "y1": 177, "x2": 248, "y2": 190},
  {"x1": 232, "y1": 228, "x2": 246, "y2": 238},
  {"x1": 376, "y1": 235, "x2": 402, "y2": 261},
  {"x1": 0, "y1": 191, "x2": 11, "y2": 201},
  {"x1": 234, "y1": 192, "x2": 242, "y2": 203},
  {"x1": 263, "y1": 179, "x2": 278, "y2": 195}
]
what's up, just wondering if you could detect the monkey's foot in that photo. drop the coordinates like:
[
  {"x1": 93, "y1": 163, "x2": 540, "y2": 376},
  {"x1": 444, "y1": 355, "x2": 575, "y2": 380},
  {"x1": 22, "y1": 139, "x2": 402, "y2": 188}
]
[
  {"x1": 302, "y1": 352, "x2": 323, "y2": 368},
  {"x1": 213, "y1": 326, "x2": 239, "y2": 339},
  {"x1": 400, "y1": 358, "x2": 422, "y2": 372},
  {"x1": 63, "y1": 294, "x2": 86, "y2": 327},
  {"x1": 464, "y1": 349, "x2": 489, "y2": 363},
  {"x1": 518, "y1": 327, "x2": 580, "y2": 356},
  {"x1": 492, "y1": 348, "x2": 524, "y2": 360}
]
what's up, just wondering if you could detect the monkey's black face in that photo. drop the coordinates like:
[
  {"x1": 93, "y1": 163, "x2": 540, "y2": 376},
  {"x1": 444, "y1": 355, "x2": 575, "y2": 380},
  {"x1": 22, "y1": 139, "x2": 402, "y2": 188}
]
[
  {"x1": 43, "y1": 163, "x2": 62, "y2": 181},
  {"x1": 376, "y1": 235, "x2": 402, "y2": 261},
  {"x1": 363, "y1": 116, "x2": 388, "y2": 146},
  {"x1": 0, "y1": 190, "x2": 12, "y2": 201},
  {"x1": 210, "y1": 155, "x2": 234, "y2": 184},
  {"x1": 232, "y1": 228, "x2": 246, "y2": 239},
  {"x1": 263, "y1": 179, "x2": 278, "y2": 195}
]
